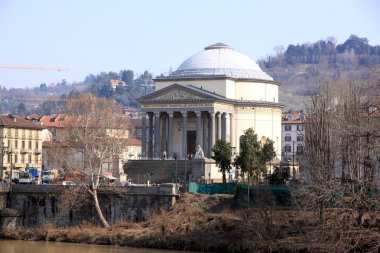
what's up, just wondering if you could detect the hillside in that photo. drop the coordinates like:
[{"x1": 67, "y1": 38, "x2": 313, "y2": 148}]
[
  {"x1": 258, "y1": 35, "x2": 380, "y2": 111},
  {"x1": 1, "y1": 35, "x2": 379, "y2": 114}
]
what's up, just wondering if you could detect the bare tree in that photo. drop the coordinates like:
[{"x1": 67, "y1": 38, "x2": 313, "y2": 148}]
[
  {"x1": 294, "y1": 69, "x2": 380, "y2": 250},
  {"x1": 60, "y1": 93, "x2": 128, "y2": 227}
]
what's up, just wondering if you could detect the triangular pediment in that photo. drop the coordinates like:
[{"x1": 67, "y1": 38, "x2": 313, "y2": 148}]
[
  {"x1": 139, "y1": 84, "x2": 222, "y2": 102},
  {"x1": 152, "y1": 89, "x2": 203, "y2": 100}
]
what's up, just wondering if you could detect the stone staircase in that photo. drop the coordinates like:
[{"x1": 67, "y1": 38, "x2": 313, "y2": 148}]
[{"x1": 123, "y1": 159, "x2": 211, "y2": 184}]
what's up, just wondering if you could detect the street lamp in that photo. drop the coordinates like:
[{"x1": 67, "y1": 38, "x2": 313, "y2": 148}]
[
  {"x1": 0, "y1": 143, "x2": 5, "y2": 182},
  {"x1": 3, "y1": 144, "x2": 13, "y2": 208},
  {"x1": 292, "y1": 140, "x2": 295, "y2": 179}
]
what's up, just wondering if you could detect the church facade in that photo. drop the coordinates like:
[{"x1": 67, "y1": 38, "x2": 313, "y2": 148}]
[{"x1": 138, "y1": 43, "x2": 282, "y2": 165}]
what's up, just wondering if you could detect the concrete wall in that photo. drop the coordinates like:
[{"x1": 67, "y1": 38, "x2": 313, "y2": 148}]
[
  {"x1": 1, "y1": 184, "x2": 178, "y2": 228},
  {"x1": 124, "y1": 159, "x2": 215, "y2": 184}
]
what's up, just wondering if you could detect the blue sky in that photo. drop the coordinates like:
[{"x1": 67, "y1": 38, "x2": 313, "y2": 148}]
[{"x1": 0, "y1": 0, "x2": 379, "y2": 89}]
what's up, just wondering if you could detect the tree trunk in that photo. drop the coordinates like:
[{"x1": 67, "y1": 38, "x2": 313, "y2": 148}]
[{"x1": 90, "y1": 189, "x2": 110, "y2": 228}]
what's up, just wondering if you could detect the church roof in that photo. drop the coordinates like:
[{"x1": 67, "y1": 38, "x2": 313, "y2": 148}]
[
  {"x1": 138, "y1": 84, "x2": 283, "y2": 109},
  {"x1": 169, "y1": 43, "x2": 273, "y2": 81}
]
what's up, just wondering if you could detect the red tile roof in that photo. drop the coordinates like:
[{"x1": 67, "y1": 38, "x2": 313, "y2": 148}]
[
  {"x1": 0, "y1": 114, "x2": 43, "y2": 130},
  {"x1": 39, "y1": 114, "x2": 73, "y2": 128},
  {"x1": 126, "y1": 138, "x2": 141, "y2": 146}
]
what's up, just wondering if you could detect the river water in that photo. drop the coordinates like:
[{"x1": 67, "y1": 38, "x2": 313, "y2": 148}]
[{"x1": 0, "y1": 240, "x2": 198, "y2": 253}]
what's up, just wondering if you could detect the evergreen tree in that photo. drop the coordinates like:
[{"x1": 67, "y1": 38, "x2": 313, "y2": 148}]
[
  {"x1": 212, "y1": 139, "x2": 233, "y2": 183},
  {"x1": 235, "y1": 128, "x2": 276, "y2": 183}
]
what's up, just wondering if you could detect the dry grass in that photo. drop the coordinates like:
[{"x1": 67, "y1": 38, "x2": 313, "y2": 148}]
[{"x1": 4, "y1": 192, "x2": 380, "y2": 252}]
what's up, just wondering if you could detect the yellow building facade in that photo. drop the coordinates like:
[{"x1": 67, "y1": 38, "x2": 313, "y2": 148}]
[{"x1": 0, "y1": 114, "x2": 43, "y2": 180}]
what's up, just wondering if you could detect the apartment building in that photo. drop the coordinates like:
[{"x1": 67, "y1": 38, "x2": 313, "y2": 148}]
[
  {"x1": 281, "y1": 112, "x2": 305, "y2": 179},
  {"x1": 0, "y1": 114, "x2": 43, "y2": 180}
]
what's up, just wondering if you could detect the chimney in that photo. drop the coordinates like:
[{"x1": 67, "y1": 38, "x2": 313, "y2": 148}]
[{"x1": 8, "y1": 114, "x2": 16, "y2": 122}]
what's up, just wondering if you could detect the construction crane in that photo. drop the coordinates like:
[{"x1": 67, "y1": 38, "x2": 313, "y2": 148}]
[{"x1": 0, "y1": 65, "x2": 67, "y2": 72}]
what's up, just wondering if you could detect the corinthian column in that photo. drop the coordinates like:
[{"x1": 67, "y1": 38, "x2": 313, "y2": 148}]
[
  {"x1": 141, "y1": 112, "x2": 146, "y2": 159},
  {"x1": 148, "y1": 113, "x2": 153, "y2": 159},
  {"x1": 216, "y1": 112, "x2": 222, "y2": 141},
  {"x1": 154, "y1": 112, "x2": 160, "y2": 159},
  {"x1": 181, "y1": 111, "x2": 188, "y2": 159},
  {"x1": 168, "y1": 112, "x2": 174, "y2": 159},
  {"x1": 208, "y1": 112, "x2": 215, "y2": 157},
  {"x1": 202, "y1": 113, "x2": 208, "y2": 154},
  {"x1": 196, "y1": 111, "x2": 201, "y2": 147}
]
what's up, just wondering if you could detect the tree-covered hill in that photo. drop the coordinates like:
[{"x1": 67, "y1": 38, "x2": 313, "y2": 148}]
[
  {"x1": 1, "y1": 35, "x2": 379, "y2": 114},
  {"x1": 0, "y1": 70, "x2": 155, "y2": 115},
  {"x1": 258, "y1": 35, "x2": 380, "y2": 111}
]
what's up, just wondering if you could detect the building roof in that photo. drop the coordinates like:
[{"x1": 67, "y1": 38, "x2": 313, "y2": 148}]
[
  {"x1": 39, "y1": 114, "x2": 71, "y2": 128},
  {"x1": 126, "y1": 138, "x2": 141, "y2": 146},
  {"x1": 0, "y1": 114, "x2": 43, "y2": 130},
  {"x1": 282, "y1": 112, "x2": 305, "y2": 124},
  {"x1": 169, "y1": 43, "x2": 273, "y2": 81}
]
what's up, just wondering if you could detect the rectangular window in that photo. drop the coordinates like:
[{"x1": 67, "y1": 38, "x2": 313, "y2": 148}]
[
  {"x1": 297, "y1": 145, "x2": 304, "y2": 154},
  {"x1": 14, "y1": 140, "x2": 18, "y2": 148},
  {"x1": 22, "y1": 141, "x2": 25, "y2": 149},
  {"x1": 29, "y1": 155, "x2": 32, "y2": 163},
  {"x1": 297, "y1": 125, "x2": 304, "y2": 131},
  {"x1": 284, "y1": 125, "x2": 291, "y2": 131},
  {"x1": 35, "y1": 155, "x2": 38, "y2": 164},
  {"x1": 36, "y1": 142, "x2": 39, "y2": 149},
  {"x1": 29, "y1": 141, "x2": 32, "y2": 149},
  {"x1": 284, "y1": 145, "x2": 291, "y2": 152},
  {"x1": 284, "y1": 136, "x2": 291, "y2": 142},
  {"x1": 297, "y1": 135, "x2": 304, "y2": 142},
  {"x1": 15, "y1": 155, "x2": 18, "y2": 163}
]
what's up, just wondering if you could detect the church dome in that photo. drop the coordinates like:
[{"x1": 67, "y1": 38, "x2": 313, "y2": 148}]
[{"x1": 170, "y1": 43, "x2": 273, "y2": 81}]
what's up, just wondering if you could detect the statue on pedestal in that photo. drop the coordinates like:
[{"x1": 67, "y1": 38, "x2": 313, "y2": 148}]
[{"x1": 194, "y1": 145, "x2": 204, "y2": 159}]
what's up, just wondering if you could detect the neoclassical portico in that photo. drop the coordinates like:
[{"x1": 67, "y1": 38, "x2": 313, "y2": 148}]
[
  {"x1": 139, "y1": 84, "x2": 239, "y2": 159},
  {"x1": 141, "y1": 109, "x2": 234, "y2": 160}
]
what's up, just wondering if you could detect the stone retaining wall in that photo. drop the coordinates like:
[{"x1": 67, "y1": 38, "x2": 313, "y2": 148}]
[{"x1": 1, "y1": 183, "x2": 179, "y2": 228}]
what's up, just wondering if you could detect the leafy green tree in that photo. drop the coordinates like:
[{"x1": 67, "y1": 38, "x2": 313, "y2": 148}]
[
  {"x1": 212, "y1": 139, "x2": 233, "y2": 183},
  {"x1": 120, "y1": 70, "x2": 134, "y2": 85},
  {"x1": 99, "y1": 84, "x2": 113, "y2": 98},
  {"x1": 16, "y1": 102, "x2": 26, "y2": 114},
  {"x1": 84, "y1": 74, "x2": 96, "y2": 84},
  {"x1": 235, "y1": 128, "x2": 276, "y2": 183},
  {"x1": 135, "y1": 70, "x2": 153, "y2": 86},
  {"x1": 115, "y1": 84, "x2": 126, "y2": 95},
  {"x1": 39, "y1": 83, "x2": 48, "y2": 91},
  {"x1": 269, "y1": 167, "x2": 290, "y2": 185}
]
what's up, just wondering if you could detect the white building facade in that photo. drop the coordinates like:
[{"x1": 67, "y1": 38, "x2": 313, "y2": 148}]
[
  {"x1": 281, "y1": 112, "x2": 305, "y2": 178},
  {"x1": 138, "y1": 43, "x2": 283, "y2": 162}
]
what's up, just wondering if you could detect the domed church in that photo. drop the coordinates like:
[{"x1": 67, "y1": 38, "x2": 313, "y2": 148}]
[{"x1": 134, "y1": 43, "x2": 282, "y2": 182}]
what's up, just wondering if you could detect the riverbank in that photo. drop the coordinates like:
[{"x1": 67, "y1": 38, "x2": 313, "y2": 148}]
[{"x1": 2, "y1": 193, "x2": 380, "y2": 252}]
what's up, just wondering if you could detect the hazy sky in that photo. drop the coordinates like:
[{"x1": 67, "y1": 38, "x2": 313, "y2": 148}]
[{"x1": 0, "y1": 0, "x2": 379, "y2": 89}]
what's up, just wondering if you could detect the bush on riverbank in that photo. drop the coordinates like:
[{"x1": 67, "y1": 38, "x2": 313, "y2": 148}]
[{"x1": 3, "y1": 192, "x2": 380, "y2": 252}]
